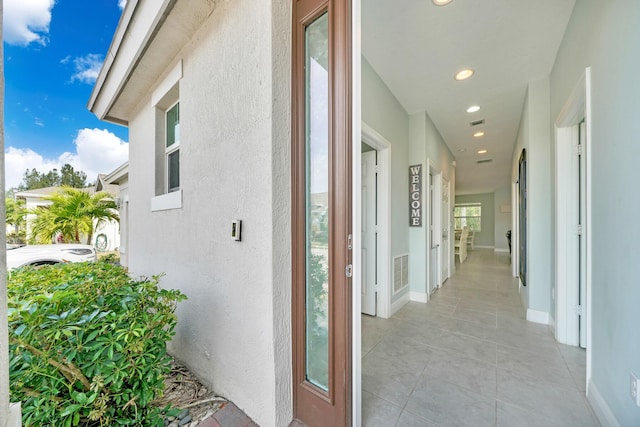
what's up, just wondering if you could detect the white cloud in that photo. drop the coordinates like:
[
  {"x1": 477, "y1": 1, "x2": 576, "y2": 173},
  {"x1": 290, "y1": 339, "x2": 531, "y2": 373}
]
[
  {"x1": 5, "y1": 128, "x2": 129, "y2": 189},
  {"x1": 3, "y1": 0, "x2": 55, "y2": 46},
  {"x1": 118, "y1": 0, "x2": 127, "y2": 10},
  {"x1": 70, "y1": 54, "x2": 104, "y2": 84}
]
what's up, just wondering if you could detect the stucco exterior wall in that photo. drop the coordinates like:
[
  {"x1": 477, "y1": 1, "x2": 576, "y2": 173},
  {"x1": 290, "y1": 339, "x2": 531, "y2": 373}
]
[{"x1": 125, "y1": 1, "x2": 291, "y2": 425}]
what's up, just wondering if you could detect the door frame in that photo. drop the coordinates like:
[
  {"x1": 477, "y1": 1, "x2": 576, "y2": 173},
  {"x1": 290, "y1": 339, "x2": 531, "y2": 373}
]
[
  {"x1": 440, "y1": 177, "x2": 451, "y2": 283},
  {"x1": 426, "y1": 160, "x2": 442, "y2": 295},
  {"x1": 291, "y1": 0, "x2": 353, "y2": 425},
  {"x1": 554, "y1": 67, "x2": 592, "y2": 387},
  {"x1": 361, "y1": 122, "x2": 391, "y2": 318}
]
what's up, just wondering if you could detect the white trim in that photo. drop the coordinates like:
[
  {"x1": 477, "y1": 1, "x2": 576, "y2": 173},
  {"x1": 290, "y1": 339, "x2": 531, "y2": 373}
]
[
  {"x1": 494, "y1": 248, "x2": 509, "y2": 253},
  {"x1": 8, "y1": 402, "x2": 21, "y2": 427},
  {"x1": 391, "y1": 292, "x2": 410, "y2": 316},
  {"x1": 584, "y1": 67, "x2": 593, "y2": 386},
  {"x1": 474, "y1": 245, "x2": 494, "y2": 249},
  {"x1": 152, "y1": 60, "x2": 183, "y2": 107},
  {"x1": 410, "y1": 291, "x2": 428, "y2": 303},
  {"x1": 588, "y1": 381, "x2": 621, "y2": 427},
  {"x1": 362, "y1": 122, "x2": 391, "y2": 319},
  {"x1": 526, "y1": 309, "x2": 550, "y2": 325},
  {"x1": 352, "y1": 1, "x2": 362, "y2": 424},
  {"x1": 150, "y1": 190, "x2": 182, "y2": 211},
  {"x1": 553, "y1": 68, "x2": 593, "y2": 392}
]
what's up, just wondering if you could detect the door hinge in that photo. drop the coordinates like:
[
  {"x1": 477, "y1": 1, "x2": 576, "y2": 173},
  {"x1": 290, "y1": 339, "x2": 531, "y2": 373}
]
[
  {"x1": 375, "y1": 225, "x2": 379, "y2": 234},
  {"x1": 576, "y1": 144, "x2": 583, "y2": 156},
  {"x1": 347, "y1": 234, "x2": 353, "y2": 251},
  {"x1": 375, "y1": 165, "x2": 380, "y2": 173},
  {"x1": 576, "y1": 305, "x2": 583, "y2": 316},
  {"x1": 345, "y1": 264, "x2": 353, "y2": 278},
  {"x1": 577, "y1": 225, "x2": 583, "y2": 236}
]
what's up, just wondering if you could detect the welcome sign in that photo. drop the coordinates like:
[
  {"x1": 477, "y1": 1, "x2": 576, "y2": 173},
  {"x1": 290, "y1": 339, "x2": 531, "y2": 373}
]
[{"x1": 409, "y1": 164, "x2": 422, "y2": 227}]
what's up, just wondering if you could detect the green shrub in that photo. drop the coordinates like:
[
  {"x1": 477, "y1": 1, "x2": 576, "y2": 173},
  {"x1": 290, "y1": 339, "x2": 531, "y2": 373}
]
[{"x1": 8, "y1": 262, "x2": 187, "y2": 426}]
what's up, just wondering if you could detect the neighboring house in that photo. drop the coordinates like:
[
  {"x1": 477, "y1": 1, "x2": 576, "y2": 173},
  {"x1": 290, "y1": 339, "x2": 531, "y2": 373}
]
[
  {"x1": 15, "y1": 182, "x2": 121, "y2": 252},
  {"x1": 88, "y1": 1, "x2": 640, "y2": 426},
  {"x1": 103, "y1": 163, "x2": 129, "y2": 265}
]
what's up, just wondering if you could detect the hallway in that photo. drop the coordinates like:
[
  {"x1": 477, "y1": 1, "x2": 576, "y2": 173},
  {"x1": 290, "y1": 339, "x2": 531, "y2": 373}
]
[{"x1": 361, "y1": 249, "x2": 599, "y2": 426}]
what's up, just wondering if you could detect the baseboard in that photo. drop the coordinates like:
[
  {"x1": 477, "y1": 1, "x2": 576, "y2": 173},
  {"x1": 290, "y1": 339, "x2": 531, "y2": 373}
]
[
  {"x1": 494, "y1": 248, "x2": 509, "y2": 253},
  {"x1": 526, "y1": 308, "x2": 550, "y2": 325},
  {"x1": 409, "y1": 291, "x2": 428, "y2": 303},
  {"x1": 474, "y1": 245, "x2": 495, "y2": 249},
  {"x1": 548, "y1": 315, "x2": 556, "y2": 332},
  {"x1": 390, "y1": 292, "x2": 410, "y2": 316},
  {"x1": 588, "y1": 381, "x2": 620, "y2": 427}
]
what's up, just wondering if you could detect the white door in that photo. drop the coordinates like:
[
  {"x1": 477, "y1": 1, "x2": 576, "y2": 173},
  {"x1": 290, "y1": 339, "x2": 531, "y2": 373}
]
[
  {"x1": 361, "y1": 150, "x2": 377, "y2": 316},
  {"x1": 579, "y1": 122, "x2": 587, "y2": 348},
  {"x1": 441, "y1": 178, "x2": 450, "y2": 282},
  {"x1": 428, "y1": 172, "x2": 439, "y2": 294}
]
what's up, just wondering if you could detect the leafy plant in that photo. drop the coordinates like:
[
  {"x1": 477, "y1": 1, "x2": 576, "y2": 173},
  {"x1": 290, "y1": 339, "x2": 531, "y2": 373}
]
[
  {"x1": 30, "y1": 187, "x2": 119, "y2": 245},
  {"x1": 8, "y1": 262, "x2": 186, "y2": 426}
]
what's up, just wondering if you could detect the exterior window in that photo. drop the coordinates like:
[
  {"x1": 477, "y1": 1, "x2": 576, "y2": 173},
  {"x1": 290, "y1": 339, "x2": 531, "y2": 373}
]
[
  {"x1": 454, "y1": 203, "x2": 481, "y2": 231},
  {"x1": 166, "y1": 102, "x2": 180, "y2": 192}
]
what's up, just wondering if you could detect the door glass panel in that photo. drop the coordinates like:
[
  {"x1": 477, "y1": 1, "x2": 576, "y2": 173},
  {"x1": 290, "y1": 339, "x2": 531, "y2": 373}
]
[{"x1": 305, "y1": 12, "x2": 329, "y2": 391}]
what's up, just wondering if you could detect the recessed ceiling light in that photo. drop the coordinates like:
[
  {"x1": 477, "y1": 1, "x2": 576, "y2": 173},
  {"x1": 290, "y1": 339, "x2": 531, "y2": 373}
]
[
  {"x1": 455, "y1": 68, "x2": 474, "y2": 81},
  {"x1": 473, "y1": 131, "x2": 485, "y2": 138},
  {"x1": 477, "y1": 149, "x2": 488, "y2": 154},
  {"x1": 467, "y1": 105, "x2": 480, "y2": 113},
  {"x1": 433, "y1": 0, "x2": 453, "y2": 5}
]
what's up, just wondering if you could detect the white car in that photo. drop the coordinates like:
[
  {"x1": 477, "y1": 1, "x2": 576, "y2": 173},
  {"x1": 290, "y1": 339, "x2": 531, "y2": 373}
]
[{"x1": 6, "y1": 244, "x2": 97, "y2": 270}]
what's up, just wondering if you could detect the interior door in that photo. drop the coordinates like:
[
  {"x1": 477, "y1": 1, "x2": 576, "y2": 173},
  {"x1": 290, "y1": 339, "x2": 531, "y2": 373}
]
[
  {"x1": 292, "y1": 0, "x2": 352, "y2": 426},
  {"x1": 441, "y1": 178, "x2": 450, "y2": 282},
  {"x1": 578, "y1": 121, "x2": 587, "y2": 348},
  {"x1": 428, "y1": 172, "x2": 438, "y2": 294},
  {"x1": 361, "y1": 150, "x2": 376, "y2": 316}
]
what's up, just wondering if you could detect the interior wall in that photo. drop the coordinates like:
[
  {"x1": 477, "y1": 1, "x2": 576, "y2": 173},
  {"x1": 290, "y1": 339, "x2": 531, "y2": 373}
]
[
  {"x1": 361, "y1": 57, "x2": 410, "y2": 303},
  {"x1": 550, "y1": 1, "x2": 640, "y2": 424},
  {"x1": 409, "y1": 112, "x2": 455, "y2": 298},
  {"x1": 493, "y1": 186, "x2": 511, "y2": 252},
  {"x1": 455, "y1": 193, "x2": 495, "y2": 248},
  {"x1": 511, "y1": 78, "x2": 553, "y2": 317}
]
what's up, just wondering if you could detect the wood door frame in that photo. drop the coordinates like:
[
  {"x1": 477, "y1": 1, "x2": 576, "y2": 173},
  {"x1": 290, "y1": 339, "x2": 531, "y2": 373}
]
[{"x1": 291, "y1": 0, "x2": 352, "y2": 425}]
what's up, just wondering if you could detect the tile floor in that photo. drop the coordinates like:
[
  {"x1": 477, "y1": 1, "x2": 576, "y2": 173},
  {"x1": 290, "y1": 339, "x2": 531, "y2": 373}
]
[{"x1": 361, "y1": 249, "x2": 600, "y2": 427}]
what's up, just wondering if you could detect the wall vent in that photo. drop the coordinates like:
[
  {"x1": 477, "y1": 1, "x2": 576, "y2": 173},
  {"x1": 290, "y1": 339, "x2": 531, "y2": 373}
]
[
  {"x1": 477, "y1": 158, "x2": 493, "y2": 164},
  {"x1": 470, "y1": 119, "x2": 485, "y2": 127},
  {"x1": 393, "y1": 254, "x2": 409, "y2": 294}
]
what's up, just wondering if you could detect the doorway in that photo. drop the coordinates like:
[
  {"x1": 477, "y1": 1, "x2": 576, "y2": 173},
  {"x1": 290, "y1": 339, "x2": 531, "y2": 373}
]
[
  {"x1": 441, "y1": 178, "x2": 451, "y2": 284},
  {"x1": 361, "y1": 144, "x2": 376, "y2": 316},
  {"x1": 554, "y1": 69, "x2": 592, "y2": 385},
  {"x1": 291, "y1": 0, "x2": 352, "y2": 425}
]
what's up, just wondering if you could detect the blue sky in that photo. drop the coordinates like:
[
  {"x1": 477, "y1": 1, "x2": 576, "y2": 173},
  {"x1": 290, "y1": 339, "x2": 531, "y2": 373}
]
[{"x1": 3, "y1": 0, "x2": 129, "y2": 189}]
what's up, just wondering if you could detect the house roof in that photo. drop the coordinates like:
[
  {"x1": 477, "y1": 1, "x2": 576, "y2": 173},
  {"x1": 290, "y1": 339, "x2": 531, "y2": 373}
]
[
  {"x1": 103, "y1": 162, "x2": 129, "y2": 185},
  {"x1": 15, "y1": 184, "x2": 119, "y2": 201},
  {"x1": 88, "y1": 0, "x2": 218, "y2": 125}
]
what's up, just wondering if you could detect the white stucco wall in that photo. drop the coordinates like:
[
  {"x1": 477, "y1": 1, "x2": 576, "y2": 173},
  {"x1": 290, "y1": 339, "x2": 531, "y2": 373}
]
[
  {"x1": 125, "y1": 1, "x2": 291, "y2": 425},
  {"x1": 550, "y1": 1, "x2": 640, "y2": 424}
]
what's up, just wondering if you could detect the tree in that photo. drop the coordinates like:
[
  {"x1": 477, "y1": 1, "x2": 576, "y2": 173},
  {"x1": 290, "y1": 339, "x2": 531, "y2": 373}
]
[
  {"x1": 60, "y1": 164, "x2": 87, "y2": 188},
  {"x1": 5, "y1": 198, "x2": 27, "y2": 243},
  {"x1": 30, "y1": 187, "x2": 119, "y2": 245},
  {"x1": 17, "y1": 164, "x2": 88, "y2": 191}
]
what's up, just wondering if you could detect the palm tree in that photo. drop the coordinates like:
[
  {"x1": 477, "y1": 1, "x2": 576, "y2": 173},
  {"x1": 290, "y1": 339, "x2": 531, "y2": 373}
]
[{"x1": 30, "y1": 187, "x2": 119, "y2": 245}]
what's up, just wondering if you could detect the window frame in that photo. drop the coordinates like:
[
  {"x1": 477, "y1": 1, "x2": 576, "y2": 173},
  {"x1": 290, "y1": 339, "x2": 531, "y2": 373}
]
[
  {"x1": 454, "y1": 202, "x2": 482, "y2": 232},
  {"x1": 165, "y1": 101, "x2": 180, "y2": 193}
]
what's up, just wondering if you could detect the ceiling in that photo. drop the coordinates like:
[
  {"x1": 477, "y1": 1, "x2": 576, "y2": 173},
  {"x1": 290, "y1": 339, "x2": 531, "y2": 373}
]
[{"x1": 362, "y1": 0, "x2": 576, "y2": 195}]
